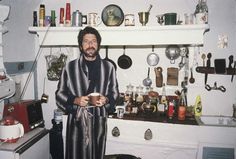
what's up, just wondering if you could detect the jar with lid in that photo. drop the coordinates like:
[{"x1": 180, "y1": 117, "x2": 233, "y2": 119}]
[
  {"x1": 125, "y1": 84, "x2": 134, "y2": 102},
  {"x1": 135, "y1": 85, "x2": 144, "y2": 113},
  {"x1": 147, "y1": 91, "x2": 159, "y2": 113}
]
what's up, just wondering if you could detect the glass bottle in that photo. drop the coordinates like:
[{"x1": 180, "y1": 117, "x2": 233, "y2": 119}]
[
  {"x1": 33, "y1": 11, "x2": 38, "y2": 27},
  {"x1": 178, "y1": 91, "x2": 186, "y2": 120},
  {"x1": 160, "y1": 83, "x2": 167, "y2": 105},
  {"x1": 39, "y1": 4, "x2": 45, "y2": 27},
  {"x1": 194, "y1": 0, "x2": 208, "y2": 24},
  {"x1": 50, "y1": 10, "x2": 56, "y2": 27},
  {"x1": 136, "y1": 85, "x2": 144, "y2": 112},
  {"x1": 125, "y1": 84, "x2": 133, "y2": 102}
]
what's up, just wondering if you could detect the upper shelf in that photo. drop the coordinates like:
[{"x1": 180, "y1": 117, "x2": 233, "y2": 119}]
[{"x1": 28, "y1": 24, "x2": 210, "y2": 46}]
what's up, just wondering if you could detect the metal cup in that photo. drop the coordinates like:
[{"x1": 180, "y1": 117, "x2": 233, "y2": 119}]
[
  {"x1": 72, "y1": 10, "x2": 87, "y2": 27},
  {"x1": 138, "y1": 12, "x2": 149, "y2": 26},
  {"x1": 117, "y1": 107, "x2": 125, "y2": 118}
]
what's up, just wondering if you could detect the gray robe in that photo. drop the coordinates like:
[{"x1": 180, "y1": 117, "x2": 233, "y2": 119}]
[{"x1": 55, "y1": 55, "x2": 119, "y2": 159}]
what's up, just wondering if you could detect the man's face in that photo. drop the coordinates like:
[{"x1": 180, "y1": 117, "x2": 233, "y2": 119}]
[{"x1": 81, "y1": 33, "x2": 98, "y2": 60}]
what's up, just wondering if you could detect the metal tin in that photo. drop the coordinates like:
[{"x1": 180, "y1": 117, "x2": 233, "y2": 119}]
[{"x1": 72, "y1": 10, "x2": 87, "y2": 27}]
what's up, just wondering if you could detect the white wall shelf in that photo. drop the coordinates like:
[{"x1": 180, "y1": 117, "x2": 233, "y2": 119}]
[{"x1": 28, "y1": 24, "x2": 209, "y2": 46}]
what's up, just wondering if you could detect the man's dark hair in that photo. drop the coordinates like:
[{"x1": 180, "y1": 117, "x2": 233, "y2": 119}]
[{"x1": 78, "y1": 26, "x2": 102, "y2": 51}]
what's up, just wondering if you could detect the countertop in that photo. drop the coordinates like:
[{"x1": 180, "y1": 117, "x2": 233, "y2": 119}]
[
  {"x1": 0, "y1": 128, "x2": 48, "y2": 152},
  {"x1": 110, "y1": 112, "x2": 198, "y2": 125}
]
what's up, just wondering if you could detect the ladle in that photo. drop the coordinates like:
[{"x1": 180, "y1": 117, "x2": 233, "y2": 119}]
[
  {"x1": 189, "y1": 67, "x2": 195, "y2": 84},
  {"x1": 143, "y1": 67, "x2": 152, "y2": 87}
]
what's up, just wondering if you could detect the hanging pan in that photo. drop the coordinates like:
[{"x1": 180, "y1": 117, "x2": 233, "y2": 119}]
[
  {"x1": 104, "y1": 46, "x2": 117, "y2": 70},
  {"x1": 147, "y1": 45, "x2": 159, "y2": 66},
  {"x1": 117, "y1": 46, "x2": 132, "y2": 69}
]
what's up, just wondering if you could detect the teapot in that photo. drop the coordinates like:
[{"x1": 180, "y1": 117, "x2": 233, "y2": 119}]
[{"x1": 0, "y1": 116, "x2": 24, "y2": 143}]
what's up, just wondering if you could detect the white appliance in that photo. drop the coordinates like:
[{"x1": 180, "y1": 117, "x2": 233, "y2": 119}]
[
  {"x1": 0, "y1": 128, "x2": 50, "y2": 159},
  {"x1": 0, "y1": 4, "x2": 16, "y2": 120}
]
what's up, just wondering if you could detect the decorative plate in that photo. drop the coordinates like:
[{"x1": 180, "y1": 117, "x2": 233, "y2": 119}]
[{"x1": 102, "y1": 4, "x2": 124, "y2": 26}]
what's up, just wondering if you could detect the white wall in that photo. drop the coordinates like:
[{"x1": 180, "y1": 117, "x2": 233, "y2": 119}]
[{"x1": 1, "y1": 0, "x2": 236, "y2": 129}]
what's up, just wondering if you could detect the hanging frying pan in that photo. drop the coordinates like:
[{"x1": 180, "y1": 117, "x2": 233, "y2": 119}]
[
  {"x1": 147, "y1": 45, "x2": 159, "y2": 66},
  {"x1": 117, "y1": 46, "x2": 132, "y2": 69},
  {"x1": 104, "y1": 46, "x2": 117, "y2": 70}
]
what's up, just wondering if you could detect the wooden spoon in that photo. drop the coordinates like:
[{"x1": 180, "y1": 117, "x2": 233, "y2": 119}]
[{"x1": 201, "y1": 53, "x2": 206, "y2": 67}]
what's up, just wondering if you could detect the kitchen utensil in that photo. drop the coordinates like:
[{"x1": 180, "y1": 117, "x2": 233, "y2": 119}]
[
  {"x1": 201, "y1": 53, "x2": 206, "y2": 67},
  {"x1": 124, "y1": 14, "x2": 135, "y2": 26},
  {"x1": 117, "y1": 46, "x2": 132, "y2": 69},
  {"x1": 88, "y1": 12, "x2": 101, "y2": 27},
  {"x1": 167, "y1": 67, "x2": 179, "y2": 86},
  {"x1": 189, "y1": 67, "x2": 195, "y2": 84},
  {"x1": 89, "y1": 92, "x2": 100, "y2": 106},
  {"x1": 164, "y1": 13, "x2": 177, "y2": 25},
  {"x1": 228, "y1": 55, "x2": 233, "y2": 69},
  {"x1": 147, "y1": 4, "x2": 153, "y2": 13},
  {"x1": 154, "y1": 67, "x2": 163, "y2": 87},
  {"x1": 205, "y1": 53, "x2": 212, "y2": 84},
  {"x1": 165, "y1": 45, "x2": 181, "y2": 64},
  {"x1": 0, "y1": 116, "x2": 24, "y2": 143},
  {"x1": 147, "y1": 46, "x2": 159, "y2": 66},
  {"x1": 104, "y1": 46, "x2": 117, "y2": 70},
  {"x1": 205, "y1": 82, "x2": 226, "y2": 92},
  {"x1": 101, "y1": 4, "x2": 124, "y2": 26},
  {"x1": 179, "y1": 47, "x2": 188, "y2": 70},
  {"x1": 138, "y1": 12, "x2": 149, "y2": 26},
  {"x1": 231, "y1": 61, "x2": 236, "y2": 82},
  {"x1": 143, "y1": 67, "x2": 152, "y2": 87},
  {"x1": 45, "y1": 52, "x2": 67, "y2": 81},
  {"x1": 41, "y1": 77, "x2": 48, "y2": 103},
  {"x1": 214, "y1": 59, "x2": 226, "y2": 74},
  {"x1": 156, "y1": 14, "x2": 164, "y2": 25}
]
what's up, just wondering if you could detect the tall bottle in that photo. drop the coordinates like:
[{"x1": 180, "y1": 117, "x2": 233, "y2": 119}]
[
  {"x1": 194, "y1": 0, "x2": 208, "y2": 24},
  {"x1": 178, "y1": 91, "x2": 186, "y2": 120},
  {"x1": 194, "y1": 95, "x2": 202, "y2": 117},
  {"x1": 160, "y1": 83, "x2": 167, "y2": 105},
  {"x1": 39, "y1": 4, "x2": 45, "y2": 27}
]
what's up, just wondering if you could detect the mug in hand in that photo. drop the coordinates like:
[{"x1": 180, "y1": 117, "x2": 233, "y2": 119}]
[{"x1": 89, "y1": 93, "x2": 100, "y2": 106}]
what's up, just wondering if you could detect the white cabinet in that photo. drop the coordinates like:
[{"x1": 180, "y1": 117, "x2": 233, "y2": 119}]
[{"x1": 106, "y1": 118, "x2": 236, "y2": 159}]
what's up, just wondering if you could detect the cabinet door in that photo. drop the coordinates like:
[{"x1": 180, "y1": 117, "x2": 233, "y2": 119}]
[
  {"x1": 19, "y1": 133, "x2": 50, "y2": 159},
  {"x1": 106, "y1": 139, "x2": 197, "y2": 159}
]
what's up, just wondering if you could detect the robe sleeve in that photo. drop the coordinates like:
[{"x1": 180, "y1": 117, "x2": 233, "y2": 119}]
[{"x1": 105, "y1": 67, "x2": 119, "y2": 114}]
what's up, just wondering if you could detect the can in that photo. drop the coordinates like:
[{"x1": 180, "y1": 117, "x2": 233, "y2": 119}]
[
  {"x1": 72, "y1": 10, "x2": 80, "y2": 26},
  {"x1": 39, "y1": 4, "x2": 45, "y2": 27}
]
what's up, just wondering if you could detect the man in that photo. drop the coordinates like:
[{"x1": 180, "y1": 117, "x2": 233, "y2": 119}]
[{"x1": 55, "y1": 26, "x2": 119, "y2": 159}]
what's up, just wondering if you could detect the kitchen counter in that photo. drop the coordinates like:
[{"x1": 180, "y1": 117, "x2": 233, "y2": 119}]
[
  {"x1": 110, "y1": 112, "x2": 198, "y2": 125},
  {"x1": 0, "y1": 128, "x2": 50, "y2": 159}
]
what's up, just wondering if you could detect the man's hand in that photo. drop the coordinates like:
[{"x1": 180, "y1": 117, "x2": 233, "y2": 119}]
[{"x1": 74, "y1": 96, "x2": 89, "y2": 107}]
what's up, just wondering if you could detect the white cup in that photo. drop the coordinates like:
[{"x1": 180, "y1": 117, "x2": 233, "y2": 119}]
[
  {"x1": 88, "y1": 13, "x2": 101, "y2": 27},
  {"x1": 125, "y1": 14, "x2": 135, "y2": 26}
]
